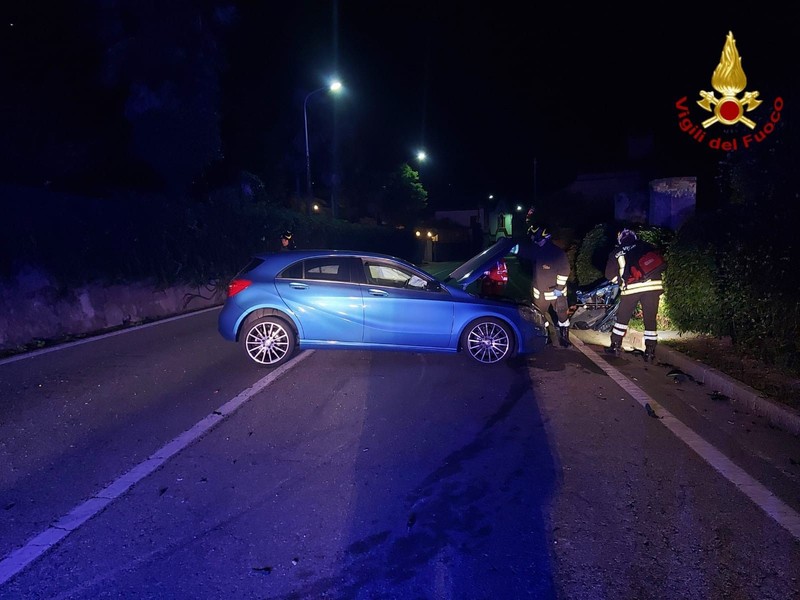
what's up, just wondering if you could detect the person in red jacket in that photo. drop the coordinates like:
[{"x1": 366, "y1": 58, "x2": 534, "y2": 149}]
[{"x1": 604, "y1": 228, "x2": 666, "y2": 361}]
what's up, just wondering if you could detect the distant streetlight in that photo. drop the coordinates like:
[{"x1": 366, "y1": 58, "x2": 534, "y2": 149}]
[{"x1": 304, "y1": 80, "x2": 342, "y2": 201}]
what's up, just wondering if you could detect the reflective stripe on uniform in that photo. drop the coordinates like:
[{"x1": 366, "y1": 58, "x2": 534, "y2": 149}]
[
  {"x1": 621, "y1": 279, "x2": 664, "y2": 295},
  {"x1": 611, "y1": 322, "x2": 629, "y2": 338},
  {"x1": 533, "y1": 286, "x2": 567, "y2": 301}
]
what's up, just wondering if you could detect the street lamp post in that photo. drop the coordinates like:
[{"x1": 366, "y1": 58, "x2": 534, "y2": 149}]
[{"x1": 303, "y1": 80, "x2": 342, "y2": 205}]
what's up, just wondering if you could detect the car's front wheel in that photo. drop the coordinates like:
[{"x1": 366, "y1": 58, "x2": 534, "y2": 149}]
[
  {"x1": 461, "y1": 317, "x2": 514, "y2": 364},
  {"x1": 240, "y1": 316, "x2": 296, "y2": 366}
]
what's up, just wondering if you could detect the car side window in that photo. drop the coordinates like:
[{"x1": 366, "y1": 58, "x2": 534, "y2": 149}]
[
  {"x1": 302, "y1": 257, "x2": 352, "y2": 282},
  {"x1": 364, "y1": 260, "x2": 431, "y2": 290},
  {"x1": 280, "y1": 261, "x2": 303, "y2": 279}
]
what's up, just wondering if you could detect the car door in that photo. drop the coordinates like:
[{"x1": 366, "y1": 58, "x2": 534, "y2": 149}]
[
  {"x1": 275, "y1": 256, "x2": 364, "y2": 342},
  {"x1": 360, "y1": 258, "x2": 455, "y2": 348}
]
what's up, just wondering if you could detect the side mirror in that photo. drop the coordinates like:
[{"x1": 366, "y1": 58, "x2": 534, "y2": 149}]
[{"x1": 427, "y1": 280, "x2": 442, "y2": 292}]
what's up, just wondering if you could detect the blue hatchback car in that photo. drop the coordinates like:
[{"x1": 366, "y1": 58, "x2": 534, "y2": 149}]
[{"x1": 218, "y1": 238, "x2": 548, "y2": 366}]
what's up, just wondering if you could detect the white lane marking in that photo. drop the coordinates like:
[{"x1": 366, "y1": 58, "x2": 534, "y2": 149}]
[
  {"x1": 0, "y1": 306, "x2": 222, "y2": 366},
  {"x1": 573, "y1": 336, "x2": 800, "y2": 541},
  {"x1": 0, "y1": 350, "x2": 313, "y2": 586}
]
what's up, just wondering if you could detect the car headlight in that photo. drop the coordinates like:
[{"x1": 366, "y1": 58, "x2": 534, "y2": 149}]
[{"x1": 518, "y1": 303, "x2": 548, "y2": 328}]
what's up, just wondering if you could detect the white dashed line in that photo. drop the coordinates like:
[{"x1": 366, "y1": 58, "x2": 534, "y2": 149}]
[
  {"x1": 573, "y1": 336, "x2": 800, "y2": 541},
  {"x1": 0, "y1": 350, "x2": 313, "y2": 586}
]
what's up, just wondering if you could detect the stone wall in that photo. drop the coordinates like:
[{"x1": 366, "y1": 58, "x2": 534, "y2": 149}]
[{"x1": 0, "y1": 266, "x2": 226, "y2": 353}]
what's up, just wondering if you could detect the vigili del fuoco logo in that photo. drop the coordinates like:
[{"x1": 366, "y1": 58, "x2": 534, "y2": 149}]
[{"x1": 675, "y1": 31, "x2": 783, "y2": 152}]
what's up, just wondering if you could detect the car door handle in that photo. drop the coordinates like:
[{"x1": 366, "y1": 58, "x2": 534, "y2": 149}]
[
  {"x1": 367, "y1": 289, "x2": 389, "y2": 296},
  {"x1": 289, "y1": 282, "x2": 309, "y2": 289}
]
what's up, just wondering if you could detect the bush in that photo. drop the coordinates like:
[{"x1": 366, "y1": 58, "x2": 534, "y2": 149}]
[
  {"x1": 573, "y1": 223, "x2": 614, "y2": 286},
  {"x1": 662, "y1": 225, "x2": 721, "y2": 335},
  {"x1": 664, "y1": 206, "x2": 800, "y2": 370}
]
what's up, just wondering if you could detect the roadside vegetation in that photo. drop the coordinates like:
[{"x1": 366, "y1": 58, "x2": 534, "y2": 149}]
[
  {"x1": 573, "y1": 210, "x2": 799, "y2": 375},
  {"x1": 0, "y1": 165, "x2": 426, "y2": 291},
  {"x1": 570, "y1": 212, "x2": 800, "y2": 406}
]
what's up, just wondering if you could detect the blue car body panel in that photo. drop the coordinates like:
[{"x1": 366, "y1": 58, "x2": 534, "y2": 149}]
[
  {"x1": 361, "y1": 283, "x2": 454, "y2": 347},
  {"x1": 276, "y1": 279, "x2": 364, "y2": 342}
]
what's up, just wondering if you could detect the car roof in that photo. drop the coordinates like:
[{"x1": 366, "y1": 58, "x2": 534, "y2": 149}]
[{"x1": 249, "y1": 249, "x2": 420, "y2": 271}]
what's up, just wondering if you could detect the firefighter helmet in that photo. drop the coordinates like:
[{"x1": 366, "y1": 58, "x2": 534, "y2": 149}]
[
  {"x1": 530, "y1": 226, "x2": 550, "y2": 243},
  {"x1": 617, "y1": 228, "x2": 637, "y2": 245}
]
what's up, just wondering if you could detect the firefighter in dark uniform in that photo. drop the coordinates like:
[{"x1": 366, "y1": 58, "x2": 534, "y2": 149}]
[
  {"x1": 605, "y1": 229, "x2": 666, "y2": 361},
  {"x1": 279, "y1": 230, "x2": 296, "y2": 251},
  {"x1": 520, "y1": 226, "x2": 572, "y2": 347},
  {"x1": 514, "y1": 206, "x2": 539, "y2": 272}
]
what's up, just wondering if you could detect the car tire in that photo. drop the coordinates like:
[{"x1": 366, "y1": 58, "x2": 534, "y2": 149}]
[
  {"x1": 461, "y1": 317, "x2": 514, "y2": 364},
  {"x1": 240, "y1": 315, "x2": 296, "y2": 367}
]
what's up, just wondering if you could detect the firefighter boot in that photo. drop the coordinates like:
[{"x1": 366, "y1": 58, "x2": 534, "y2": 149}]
[
  {"x1": 559, "y1": 326, "x2": 572, "y2": 348},
  {"x1": 604, "y1": 340, "x2": 621, "y2": 356},
  {"x1": 644, "y1": 340, "x2": 657, "y2": 363}
]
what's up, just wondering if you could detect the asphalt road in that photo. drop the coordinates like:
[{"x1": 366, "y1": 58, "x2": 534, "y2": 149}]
[{"x1": 1, "y1": 309, "x2": 799, "y2": 599}]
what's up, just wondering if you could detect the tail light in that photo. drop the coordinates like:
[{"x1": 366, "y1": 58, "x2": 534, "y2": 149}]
[
  {"x1": 227, "y1": 279, "x2": 252, "y2": 297},
  {"x1": 485, "y1": 259, "x2": 508, "y2": 282}
]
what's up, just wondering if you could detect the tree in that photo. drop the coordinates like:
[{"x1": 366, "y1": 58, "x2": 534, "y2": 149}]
[{"x1": 378, "y1": 163, "x2": 428, "y2": 228}]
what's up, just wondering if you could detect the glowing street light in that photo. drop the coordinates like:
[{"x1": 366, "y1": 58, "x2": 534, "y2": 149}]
[{"x1": 304, "y1": 80, "x2": 342, "y2": 200}]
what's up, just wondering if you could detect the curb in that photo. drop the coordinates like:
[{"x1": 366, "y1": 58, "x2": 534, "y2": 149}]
[
  {"x1": 656, "y1": 342, "x2": 800, "y2": 438},
  {"x1": 573, "y1": 328, "x2": 800, "y2": 438}
]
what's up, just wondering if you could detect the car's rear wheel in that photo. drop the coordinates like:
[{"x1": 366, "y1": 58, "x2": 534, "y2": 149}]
[
  {"x1": 240, "y1": 316, "x2": 296, "y2": 366},
  {"x1": 461, "y1": 317, "x2": 514, "y2": 364}
]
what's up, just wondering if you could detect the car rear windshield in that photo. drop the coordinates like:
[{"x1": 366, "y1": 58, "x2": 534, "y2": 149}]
[{"x1": 236, "y1": 257, "x2": 264, "y2": 277}]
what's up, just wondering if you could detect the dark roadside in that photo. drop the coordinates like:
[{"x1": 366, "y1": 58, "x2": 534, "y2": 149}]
[
  {"x1": 662, "y1": 335, "x2": 800, "y2": 412},
  {"x1": 425, "y1": 260, "x2": 800, "y2": 435},
  {"x1": 572, "y1": 327, "x2": 800, "y2": 437}
]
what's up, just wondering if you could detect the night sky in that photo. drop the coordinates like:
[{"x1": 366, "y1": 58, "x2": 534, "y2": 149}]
[{"x1": 2, "y1": 1, "x2": 795, "y2": 210}]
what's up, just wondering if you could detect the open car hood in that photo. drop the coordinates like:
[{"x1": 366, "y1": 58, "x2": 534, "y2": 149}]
[{"x1": 443, "y1": 237, "x2": 518, "y2": 288}]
